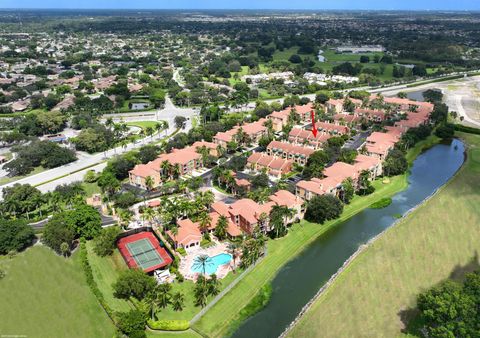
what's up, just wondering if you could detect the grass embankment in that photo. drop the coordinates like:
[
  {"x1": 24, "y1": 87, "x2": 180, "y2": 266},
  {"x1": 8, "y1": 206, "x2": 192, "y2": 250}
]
[
  {"x1": 0, "y1": 246, "x2": 115, "y2": 338},
  {"x1": 192, "y1": 137, "x2": 439, "y2": 337},
  {"x1": 288, "y1": 132, "x2": 480, "y2": 337}
]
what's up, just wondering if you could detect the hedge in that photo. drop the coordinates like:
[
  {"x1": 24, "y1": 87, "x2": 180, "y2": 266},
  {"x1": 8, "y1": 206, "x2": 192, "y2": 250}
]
[
  {"x1": 455, "y1": 124, "x2": 480, "y2": 135},
  {"x1": 79, "y1": 240, "x2": 117, "y2": 325},
  {"x1": 147, "y1": 319, "x2": 190, "y2": 331}
]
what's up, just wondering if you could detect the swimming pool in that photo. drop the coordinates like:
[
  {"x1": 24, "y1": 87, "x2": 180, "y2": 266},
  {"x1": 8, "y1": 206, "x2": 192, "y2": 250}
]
[{"x1": 191, "y1": 253, "x2": 232, "y2": 275}]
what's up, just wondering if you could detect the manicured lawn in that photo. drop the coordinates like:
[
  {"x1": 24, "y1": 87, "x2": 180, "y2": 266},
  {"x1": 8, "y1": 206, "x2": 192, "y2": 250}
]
[
  {"x1": 82, "y1": 182, "x2": 101, "y2": 197},
  {"x1": 126, "y1": 121, "x2": 160, "y2": 130},
  {"x1": 0, "y1": 245, "x2": 115, "y2": 338},
  {"x1": 288, "y1": 132, "x2": 480, "y2": 337},
  {"x1": 192, "y1": 136, "x2": 439, "y2": 337},
  {"x1": 86, "y1": 242, "x2": 133, "y2": 312},
  {"x1": 155, "y1": 271, "x2": 238, "y2": 321}
]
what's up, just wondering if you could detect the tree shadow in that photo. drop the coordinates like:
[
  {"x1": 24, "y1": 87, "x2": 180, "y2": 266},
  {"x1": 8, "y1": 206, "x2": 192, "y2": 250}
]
[{"x1": 398, "y1": 251, "x2": 480, "y2": 336}]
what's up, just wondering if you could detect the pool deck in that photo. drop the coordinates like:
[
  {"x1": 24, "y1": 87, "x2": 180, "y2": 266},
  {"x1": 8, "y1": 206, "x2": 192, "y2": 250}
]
[{"x1": 179, "y1": 241, "x2": 240, "y2": 281}]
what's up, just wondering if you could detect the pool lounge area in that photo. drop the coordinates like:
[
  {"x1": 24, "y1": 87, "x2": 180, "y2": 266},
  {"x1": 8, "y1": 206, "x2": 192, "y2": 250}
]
[
  {"x1": 179, "y1": 241, "x2": 239, "y2": 280},
  {"x1": 191, "y1": 253, "x2": 232, "y2": 275}
]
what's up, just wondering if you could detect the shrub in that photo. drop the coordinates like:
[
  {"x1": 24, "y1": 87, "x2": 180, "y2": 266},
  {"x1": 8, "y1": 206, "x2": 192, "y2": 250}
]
[
  {"x1": 117, "y1": 310, "x2": 147, "y2": 336},
  {"x1": 147, "y1": 319, "x2": 189, "y2": 331},
  {"x1": 177, "y1": 247, "x2": 187, "y2": 256},
  {"x1": 369, "y1": 197, "x2": 392, "y2": 209},
  {"x1": 435, "y1": 123, "x2": 455, "y2": 139}
]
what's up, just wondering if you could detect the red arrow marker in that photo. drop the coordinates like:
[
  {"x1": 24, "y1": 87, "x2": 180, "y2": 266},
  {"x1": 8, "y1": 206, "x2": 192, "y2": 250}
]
[{"x1": 311, "y1": 110, "x2": 318, "y2": 137}]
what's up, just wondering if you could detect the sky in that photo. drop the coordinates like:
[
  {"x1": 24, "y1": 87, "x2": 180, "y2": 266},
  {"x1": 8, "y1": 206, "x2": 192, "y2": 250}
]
[{"x1": 0, "y1": 0, "x2": 479, "y2": 10}]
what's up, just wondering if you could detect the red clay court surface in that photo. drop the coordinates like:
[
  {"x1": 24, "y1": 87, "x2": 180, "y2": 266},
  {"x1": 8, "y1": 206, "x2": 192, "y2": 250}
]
[{"x1": 117, "y1": 231, "x2": 173, "y2": 273}]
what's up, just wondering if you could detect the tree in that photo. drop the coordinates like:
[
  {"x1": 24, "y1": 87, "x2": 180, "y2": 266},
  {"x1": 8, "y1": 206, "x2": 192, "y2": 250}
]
[
  {"x1": 197, "y1": 212, "x2": 212, "y2": 234},
  {"x1": 97, "y1": 171, "x2": 120, "y2": 196},
  {"x1": 383, "y1": 149, "x2": 408, "y2": 176},
  {"x1": 193, "y1": 254, "x2": 211, "y2": 278},
  {"x1": 289, "y1": 54, "x2": 302, "y2": 64},
  {"x1": 435, "y1": 123, "x2": 455, "y2": 139},
  {"x1": 207, "y1": 274, "x2": 221, "y2": 296},
  {"x1": 93, "y1": 226, "x2": 121, "y2": 257},
  {"x1": 305, "y1": 195, "x2": 343, "y2": 224},
  {"x1": 36, "y1": 110, "x2": 67, "y2": 134},
  {"x1": 42, "y1": 213, "x2": 75, "y2": 254},
  {"x1": 66, "y1": 203, "x2": 102, "y2": 239},
  {"x1": 60, "y1": 242, "x2": 70, "y2": 257},
  {"x1": 227, "y1": 242, "x2": 240, "y2": 272},
  {"x1": 117, "y1": 310, "x2": 147, "y2": 337},
  {"x1": 156, "y1": 283, "x2": 172, "y2": 309},
  {"x1": 360, "y1": 55, "x2": 370, "y2": 63},
  {"x1": 194, "y1": 276, "x2": 209, "y2": 308},
  {"x1": 113, "y1": 269, "x2": 156, "y2": 300},
  {"x1": 302, "y1": 150, "x2": 330, "y2": 179},
  {"x1": 0, "y1": 219, "x2": 35, "y2": 255},
  {"x1": 1, "y1": 184, "x2": 44, "y2": 219},
  {"x1": 174, "y1": 116, "x2": 187, "y2": 129},
  {"x1": 341, "y1": 178, "x2": 354, "y2": 204},
  {"x1": 417, "y1": 279, "x2": 477, "y2": 337},
  {"x1": 357, "y1": 170, "x2": 375, "y2": 195},
  {"x1": 172, "y1": 292, "x2": 185, "y2": 312},
  {"x1": 214, "y1": 215, "x2": 228, "y2": 240}
]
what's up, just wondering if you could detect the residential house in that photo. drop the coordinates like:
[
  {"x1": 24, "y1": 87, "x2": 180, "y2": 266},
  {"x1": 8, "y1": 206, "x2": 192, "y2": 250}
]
[
  {"x1": 267, "y1": 140, "x2": 315, "y2": 165},
  {"x1": 247, "y1": 152, "x2": 293, "y2": 178},
  {"x1": 288, "y1": 128, "x2": 331, "y2": 149}
]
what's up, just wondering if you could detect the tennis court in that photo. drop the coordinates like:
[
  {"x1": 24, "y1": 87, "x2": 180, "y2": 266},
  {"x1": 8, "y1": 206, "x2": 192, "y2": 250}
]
[
  {"x1": 126, "y1": 238, "x2": 164, "y2": 270},
  {"x1": 117, "y1": 231, "x2": 173, "y2": 273}
]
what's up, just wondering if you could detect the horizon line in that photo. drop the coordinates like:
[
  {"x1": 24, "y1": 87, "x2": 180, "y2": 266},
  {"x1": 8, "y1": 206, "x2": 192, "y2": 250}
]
[{"x1": 0, "y1": 8, "x2": 478, "y2": 12}]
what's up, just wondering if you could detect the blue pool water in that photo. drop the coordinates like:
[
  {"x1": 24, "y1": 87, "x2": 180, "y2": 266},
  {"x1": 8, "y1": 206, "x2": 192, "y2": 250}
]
[{"x1": 191, "y1": 253, "x2": 232, "y2": 275}]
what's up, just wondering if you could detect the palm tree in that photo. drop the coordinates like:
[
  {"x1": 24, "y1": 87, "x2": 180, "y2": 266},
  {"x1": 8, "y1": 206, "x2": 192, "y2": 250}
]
[
  {"x1": 172, "y1": 292, "x2": 185, "y2": 311},
  {"x1": 196, "y1": 191, "x2": 215, "y2": 211},
  {"x1": 193, "y1": 254, "x2": 212, "y2": 279},
  {"x1": 227, "y1": 242, "x2": 240, "y2": 272},
  {"x1": 198, "y1": 211, "x2": 212, "y2": 234},
  {"x1": 146, "y1": 126, "x2": 154, "y2": 140},
  {"x1": 194, "y1": 276, "x2": 209, "y2": 308},
  {"x1": 263, "y1": 119, "x2": 274, "y2": 138},
  {"x1": 145, "y1": 176, "x2": 154, "y2": 192},
  {"x1": 207, "y1": 274, "x2": 221, "y2": 296},
  {"x1": 60, "y1": 242, "x2": 70, "y2": 257},
  {"x1": 156, "y1": 284, "x2": 172, "y2": 309},
  {"x1": 216, "y1": 144, "x2": 225, "y2": 158},
  {"x1": 198, "y1": 145, "x2": 210, "y2": 167},
  {"x1": 117, "y1": 208, "x2": 133, "y2": 229},
  {"x1": 143, "y1": 207, "x2": 156, "y2": 227},
  {"x1": 160, "y1": 160, "x2": 171, "y2": 180},
  {"x1": 214, "y1": 215, "x2": 228, "y2": 240}
]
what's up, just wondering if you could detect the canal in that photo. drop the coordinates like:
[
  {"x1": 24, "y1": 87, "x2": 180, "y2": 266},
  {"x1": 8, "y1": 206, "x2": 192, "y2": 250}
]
[{"x1": 232, "y1": 139, "x2": 465, "y2": 338}]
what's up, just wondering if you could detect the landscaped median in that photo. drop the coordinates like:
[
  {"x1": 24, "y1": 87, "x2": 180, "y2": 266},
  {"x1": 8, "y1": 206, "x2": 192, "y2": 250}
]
[{"x1": 191, "y1": 136, "x2": 440, "y2": 337}]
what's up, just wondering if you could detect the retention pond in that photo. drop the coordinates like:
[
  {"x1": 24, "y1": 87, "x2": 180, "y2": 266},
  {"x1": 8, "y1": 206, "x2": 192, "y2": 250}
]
[{"x1": 232, "y1": 139, "x2": 465, "y2": 338}]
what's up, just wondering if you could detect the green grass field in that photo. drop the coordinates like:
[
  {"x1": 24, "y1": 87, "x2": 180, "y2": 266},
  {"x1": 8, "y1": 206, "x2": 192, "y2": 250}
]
[
  {"x1": 288, "y1": 132, "x2": 480, "y2": 337},
  {"x1": 126, "y1": 121, "x2": 160, "y2": 130},
  {"x1": 86, "y1": 242, "x2": 133, "y2": 312},
  {"x1": 0, "y1": 246, "x2": 115, "y2": 338}
]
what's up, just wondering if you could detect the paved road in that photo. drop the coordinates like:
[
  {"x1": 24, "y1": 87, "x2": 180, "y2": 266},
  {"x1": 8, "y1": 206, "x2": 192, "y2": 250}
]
[{"x1": 0, "y1": 96, "x2": 198, "y2": 198}]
